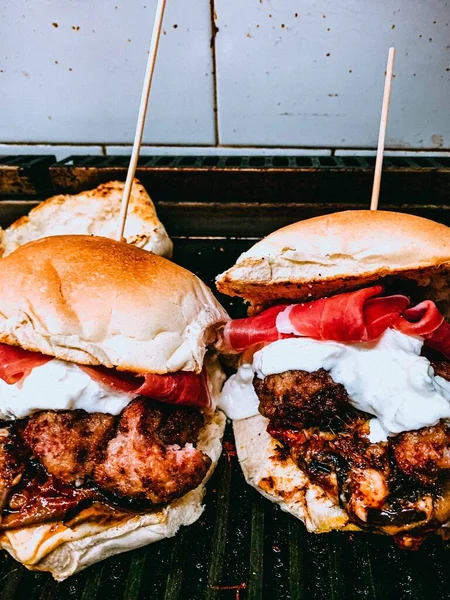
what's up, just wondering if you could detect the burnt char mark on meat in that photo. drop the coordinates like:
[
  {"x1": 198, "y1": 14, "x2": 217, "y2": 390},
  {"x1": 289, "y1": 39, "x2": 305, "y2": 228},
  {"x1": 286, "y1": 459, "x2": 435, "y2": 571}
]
[
  {"x1": 431, "y1": 361, "x2": 450, "y2": 382},
  {"x1": 255, "y1": 369, "x2": 359, "y2": 431},
  {"x1": 157, "y1": 405, "x2": 204, "y2": 446},
  {"x1": 391, "y1": 422, "x2": 450, "y2": 484},
  {"x1": 94, "y1": 398, "x2": 210, "y2": 504},
  {"x1": 135, "y1": 399, "x2": 204, "y2": 447},
  {"x1": 22, "y1": 411, "x2": 116, "y2": 485},
  {"x1": 0, "y1": 422, "x2": 27, "y2": 513},
  {"x1": 288, "y1": 427, "x2": 391, "y2": 517},
  {"x1": 1, "y1": 460, "x2": 102, "y2": 530}
]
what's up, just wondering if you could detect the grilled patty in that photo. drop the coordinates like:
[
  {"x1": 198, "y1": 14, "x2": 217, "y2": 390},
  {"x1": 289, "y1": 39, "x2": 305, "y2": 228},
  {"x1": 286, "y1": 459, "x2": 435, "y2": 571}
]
[
  {"x1": 0, "y1": 424, "x2": 26, "y2": 512},
  {"x1": 256, "y1": 368, "x2": 360, "y2": 430},
  {"x1": 256, "y1": 362, "x2": 450, "y2": 545},
  {"x1": 93, "y1": 398, "x2": 210, "y2": 504},
  {"x1": 22, "y1": 411, "x2": 115, "y2": 485},
  {"x1": 0, "y1": 398, "x2": 209, "y2": 528}
]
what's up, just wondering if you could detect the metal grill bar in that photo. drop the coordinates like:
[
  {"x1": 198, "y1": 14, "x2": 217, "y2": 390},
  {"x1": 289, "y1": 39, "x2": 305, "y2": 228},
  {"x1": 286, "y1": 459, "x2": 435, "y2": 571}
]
[
  {"x1": 1, "y1": 153, "x2": 450, "y2": 172},
  {"x1": 50, "y1": 154, "x2": 450, "y2": 170}
]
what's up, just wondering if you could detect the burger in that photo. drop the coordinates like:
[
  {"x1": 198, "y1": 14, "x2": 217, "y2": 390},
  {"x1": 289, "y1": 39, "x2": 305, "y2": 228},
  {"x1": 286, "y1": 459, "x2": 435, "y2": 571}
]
[
  {"x1": 0, "y1": 235, "x2": 228, "y2": 579},
  {"x1": 216, "y1": 210, "x2": 450, "y2": 549}
]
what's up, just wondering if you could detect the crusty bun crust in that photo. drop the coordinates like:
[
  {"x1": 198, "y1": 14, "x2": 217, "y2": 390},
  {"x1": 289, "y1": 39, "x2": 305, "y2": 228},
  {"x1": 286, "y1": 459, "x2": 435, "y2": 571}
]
[
  {"x1": 0, "y1": 179, "x2": 173, "y2": 259},
  {"x1": 0, "y1": 236, "x2": 229, "y2": 373},
  {"x1": 216, "y1": 211, "x2": 450, "y2": 312},
  {"x1": 1, "y1": 410, "x2": 226, "y2": 581},
  {"x1": 234, "y1": 415, "x2": 359, "y2": 534}
]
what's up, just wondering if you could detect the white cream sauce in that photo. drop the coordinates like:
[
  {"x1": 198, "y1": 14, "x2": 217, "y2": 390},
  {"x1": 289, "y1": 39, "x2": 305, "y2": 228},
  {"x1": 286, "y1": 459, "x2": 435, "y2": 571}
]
[
  {"x1": 218, "y1": 329, "x2": 450, "y2": 442},
  {"x1": 0, "y1": 359, "x2": 137, "y2": 419},
  {"x1": 219, "y1": 363, "x2": 260, "y2": 420}
]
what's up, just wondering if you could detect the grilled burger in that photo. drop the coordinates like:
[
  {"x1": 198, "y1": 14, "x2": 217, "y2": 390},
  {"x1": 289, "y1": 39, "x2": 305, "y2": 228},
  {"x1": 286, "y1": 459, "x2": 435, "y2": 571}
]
[
  {"x1": 0, "y1": 235, "x2": 228, "y2": 579},
  {"x1": 216, "y1": 210, "x2": 450, "y2": 549}
]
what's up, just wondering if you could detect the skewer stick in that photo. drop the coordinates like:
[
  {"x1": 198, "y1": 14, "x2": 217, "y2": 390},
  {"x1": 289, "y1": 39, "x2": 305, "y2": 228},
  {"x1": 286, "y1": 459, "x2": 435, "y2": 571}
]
[
  {"x1": 370, "y1": 47, "x2": 396, "y2": 211},
  {"x1": 116, "y1": 0, "x2": 167, "y2": 241}
]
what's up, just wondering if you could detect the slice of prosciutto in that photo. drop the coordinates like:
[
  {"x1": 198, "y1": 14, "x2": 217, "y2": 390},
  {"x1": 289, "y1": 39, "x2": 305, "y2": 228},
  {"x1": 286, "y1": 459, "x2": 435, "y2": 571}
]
[
  {"x1": 277, "y1": 286, "x2": 411, "y2": 342},
  {"x1": 0, "y1": 344, "x2": 52, "y2": 384},
  {"x1": 222, "y1": 303, "x2": 291, "y2": 353},
  {"x1": 223, "y1": 286, "x2": 449, "y2": 359},
  {"x1": 79, "y1": 365, "x2": 211, "y2": 409},
  {"x1": 0, "y1": 344, "x2": 210, "y2": 409}
]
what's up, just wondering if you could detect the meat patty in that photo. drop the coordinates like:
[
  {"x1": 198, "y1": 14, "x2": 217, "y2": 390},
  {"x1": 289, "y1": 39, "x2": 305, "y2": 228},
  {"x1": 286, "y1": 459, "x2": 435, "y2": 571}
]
[
  {"x1": 94, "y1": 398, "x2": 210, "y2": 504},
  {"x1": 258, "y1": 366, "x2": 450, "y2": 540},
  {"x1": 0, "y1": 424, "x2": 26, "y2": 512},
  {"x1": 255, "y1": 369, "x2": 359, "y2": 430},
  {"x1": 137, "y1": 400, "x2": 204, "y2": 447},
  {"x1": 392, "y1": 422, "x2": 450, "y2": 484},
  {"x1": 22, "y1": 411, "x2": 115, "y2": 485},
  {"x1": 431, "y1": 361, "x2": 450, "y2": 382}
]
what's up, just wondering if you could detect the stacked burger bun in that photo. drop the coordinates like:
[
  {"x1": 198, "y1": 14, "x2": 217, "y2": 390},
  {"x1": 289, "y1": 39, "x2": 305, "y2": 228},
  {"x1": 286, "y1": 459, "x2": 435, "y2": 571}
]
[
  {"x1": 0, "y1": 179, "x2": 173, "y2": 258},
  {"x1": 216, "y1": 211, "x2": 450, "y2": 547},
  {"x1": 0, "y1": 236, "x2": 228, "y2": 580}
]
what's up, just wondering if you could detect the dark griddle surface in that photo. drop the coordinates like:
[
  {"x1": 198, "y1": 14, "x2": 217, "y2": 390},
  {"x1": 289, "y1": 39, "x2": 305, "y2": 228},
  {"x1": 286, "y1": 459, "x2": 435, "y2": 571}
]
[{"x1": 0, "y1": 239, "x2": 449, "y2": 600}]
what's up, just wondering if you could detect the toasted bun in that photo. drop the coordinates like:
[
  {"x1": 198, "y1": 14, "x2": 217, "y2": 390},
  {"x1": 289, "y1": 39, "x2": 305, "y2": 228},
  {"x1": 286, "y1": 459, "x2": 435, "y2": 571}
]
[
  {"x1": 234, "y1": 415, "x2": 359, "y2": 533},
  {"x1": 0, "y1": 179, "x2": 173, "y2": 259},
  {"x1": 216, "y1": 211, "x2": 450, "y2": 312},
  {"x1": 0, "y1": 235, "x2": 229, "y2": 373},
  {"x1": 1, "y1": 410, "x2": 226, "y2": 581}
]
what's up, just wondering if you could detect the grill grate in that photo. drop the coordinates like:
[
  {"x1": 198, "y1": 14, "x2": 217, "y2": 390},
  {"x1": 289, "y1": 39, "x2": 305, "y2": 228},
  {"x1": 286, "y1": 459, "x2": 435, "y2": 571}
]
[
  {"x1": 1, "y1": 154, "x2": 450, "y2": 205},
  {"x1": 52, "y1": 154, "x2": 450, "y2": 170},
  {"x1": 0, "y1": 155, "x2": 55, "y2": 197},
  {"x1": 45, "y1": 154, "x2": 450, "y2": 209}
]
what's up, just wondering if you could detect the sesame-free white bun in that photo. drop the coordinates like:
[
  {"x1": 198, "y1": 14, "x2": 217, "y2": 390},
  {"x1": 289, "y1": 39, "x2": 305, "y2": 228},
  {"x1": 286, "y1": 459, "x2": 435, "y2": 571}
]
[
  {"x1": 216, "y1": 211, "x2": 450, "y2": 312},
  {"x1": 234, "y1": 415, "x2": 359, "y2": 534},
  {"x1": 0, "y1": 235, "x2": 229, "y2": 373},
  {"x1": 0, "y1": 179, "x2": 173, "y2": 259},
  {"x1": 1, "y1": 410, "x2": 226, "y2": 581}
]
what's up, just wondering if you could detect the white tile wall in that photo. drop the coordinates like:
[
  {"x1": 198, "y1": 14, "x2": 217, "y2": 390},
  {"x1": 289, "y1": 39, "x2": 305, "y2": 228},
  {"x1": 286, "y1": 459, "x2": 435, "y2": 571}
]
[
  {"x1": 105, "y1": 145, "x2": 332, "y2": 156},
  {"x1": 1, "y1": 1, "x2": 215, "y2": 145},
  {"x1": 1, "y1": 1, "x2": 449, "y2": 151},
  {"x1": 214, "y1": 0, "x2": 450, "y2": 149},
  {"x1": 0, "y1": 144, "x2": 104, "y2": 161},
  {"x1": 335, "y1": 149, "x2": 450, "y2": 157}
]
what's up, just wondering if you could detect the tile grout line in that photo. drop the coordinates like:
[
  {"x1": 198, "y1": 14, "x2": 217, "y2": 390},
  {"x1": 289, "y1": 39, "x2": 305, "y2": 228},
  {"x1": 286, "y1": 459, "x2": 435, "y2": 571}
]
[
  {"x1": 209, "y1": 0, "x2": 220, "y2": 146},
  {"x1": 1, "y1": 142, "x2": 450, "y2": 153}
]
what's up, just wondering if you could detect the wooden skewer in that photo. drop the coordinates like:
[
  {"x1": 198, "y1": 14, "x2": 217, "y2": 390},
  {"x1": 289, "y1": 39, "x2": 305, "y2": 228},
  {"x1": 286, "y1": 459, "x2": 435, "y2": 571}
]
[
  {"x1": 116, "y1": 0, "x2": 167, "y2": 241},
  {"x1": 370, "y1": 47, "x2": 396, "y2": 211}
]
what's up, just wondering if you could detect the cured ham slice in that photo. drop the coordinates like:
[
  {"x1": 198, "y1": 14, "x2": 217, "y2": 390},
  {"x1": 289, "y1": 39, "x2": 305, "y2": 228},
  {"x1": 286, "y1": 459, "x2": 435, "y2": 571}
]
[
  {"x1": 395, "y1": 301, "x2": 445, "y2": 336},
  {"x1": 426, "y1": 321, "x2": 450, "y2": 359},
  {"x1": 277, "y1": 286, "x2": 411, "y2": 342},
  {"x1": 223, "y1": 286, "x2": 449, "y2": 358},
  {"x1": 0, "y1": 344, "x2": 52, "y2": 384},
  {"x1": 79, "y1": 365, "x2": 211, "y2": 409},
  {"x1": 222, "y1": 303, "x2": 291, "y2": 353},
  {"x1": 0, "y1": 344, "x2": 210, "y2": 408}
]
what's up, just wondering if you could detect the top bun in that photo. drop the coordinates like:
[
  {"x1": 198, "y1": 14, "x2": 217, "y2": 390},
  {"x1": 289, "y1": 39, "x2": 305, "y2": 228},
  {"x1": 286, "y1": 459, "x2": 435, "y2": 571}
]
[
  {"x1": 216, "y1": 211, "x2": 450, "y2": 312},
  {"x1": 0, "y1": 180, "x2": 173, "y2": 259},
  {"x1": 0, "y1": 236, "x2": 229, "y2": 373}
]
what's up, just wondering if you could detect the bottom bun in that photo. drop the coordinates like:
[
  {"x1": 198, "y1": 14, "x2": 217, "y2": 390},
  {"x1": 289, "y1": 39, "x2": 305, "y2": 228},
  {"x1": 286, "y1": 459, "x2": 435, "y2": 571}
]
[
  {"x1": 1, "y1": 410, "x2": 226, "y2": 581},
  {"x1": 233, "y1": 414, "x2": 359, "y2": 533}
]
